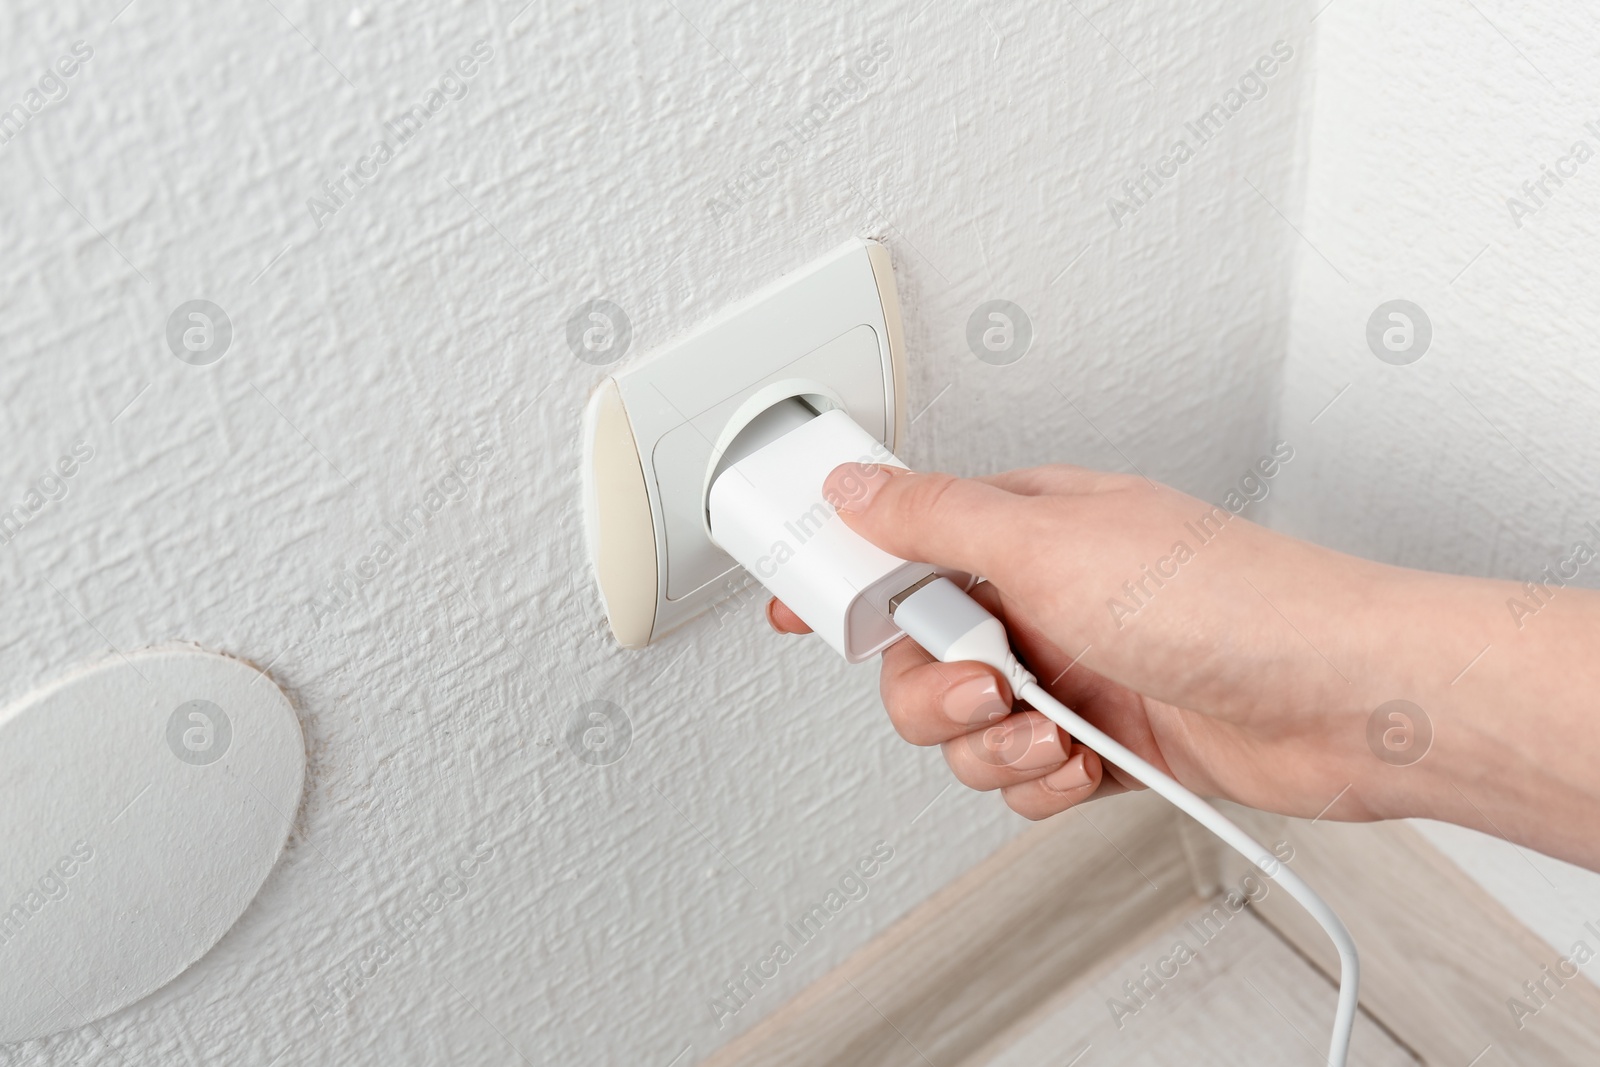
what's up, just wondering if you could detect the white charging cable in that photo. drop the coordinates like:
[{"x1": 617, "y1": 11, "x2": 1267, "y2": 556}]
[{"x1": 890, "y1": 575, "x2": 1359, "y2": 1067}]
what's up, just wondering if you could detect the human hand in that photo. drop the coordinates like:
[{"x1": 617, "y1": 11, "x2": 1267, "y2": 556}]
[
  {"x1": 762, "y1": 458, "x2": 1600, "y2": 871},
  {"x1": 767, "y1": 461, "x2": 1407, "y2": 823}
]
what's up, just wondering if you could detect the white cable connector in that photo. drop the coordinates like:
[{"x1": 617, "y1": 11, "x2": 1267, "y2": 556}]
[{"x1": 707, "y1": 404, "x2": 1359, "y2": 1066}]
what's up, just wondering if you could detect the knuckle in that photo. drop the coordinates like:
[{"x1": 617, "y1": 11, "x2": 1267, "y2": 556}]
[
  {"x1": 882, "y1": 697, "x2": 933, "y2": 746},
  {"x1": 941, "y1": 741, "x2": 1000, "y2": 791},
  {"x1": 879, "y1": 679, "x2": 940, "y2": 747},
  {"x1": 906, "y1": 472, "x2": 961, "y2": 519},
  {"x1": 1003, "y1": 788, "x2": 1051, "y2": 821}
]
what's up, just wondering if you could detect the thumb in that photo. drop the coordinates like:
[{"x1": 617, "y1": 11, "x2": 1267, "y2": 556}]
[{"x1": 822, "y1": 462, "x2": 1032, "y2": 583}]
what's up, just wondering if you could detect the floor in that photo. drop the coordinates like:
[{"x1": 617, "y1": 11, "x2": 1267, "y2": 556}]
[{"x1": 968, "y1": 901, "x2": 1419, "y2": 1067}]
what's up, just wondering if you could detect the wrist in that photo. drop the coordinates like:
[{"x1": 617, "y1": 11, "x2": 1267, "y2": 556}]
[
  {"x1": 1336, "y1": 563, "x2": 1497, "y2": 820},
  {"x1": 1344, "y1": 562, "x2": 1600, "y2": 865}
]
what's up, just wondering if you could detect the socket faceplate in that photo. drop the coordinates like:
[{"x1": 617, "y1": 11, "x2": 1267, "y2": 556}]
[{"x1": 582, "y1": 239, "x2": 907, "y2": 648}]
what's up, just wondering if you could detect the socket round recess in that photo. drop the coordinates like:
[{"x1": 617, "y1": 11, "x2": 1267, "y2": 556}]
[{"x1": 701, "y1": 381, "x2": 843, "y2": 537}]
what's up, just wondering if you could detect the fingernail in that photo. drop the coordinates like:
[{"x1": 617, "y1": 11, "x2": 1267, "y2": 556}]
[
  {"x1": 1043, "y1": 753, "x2": 1093, "y2": 793},
  {"x1": 765, "y1": 599, "x2": 787, "y2": 634},
  {"x1": 824, "y1": 463, "x2": 893, "y2": 513},
  {"x1": 943, "y1": 675, "x2": 1007, "y2": 726},
  {"x1": 1008, "y1": 723, "x2": 1067, "y2": 772}
]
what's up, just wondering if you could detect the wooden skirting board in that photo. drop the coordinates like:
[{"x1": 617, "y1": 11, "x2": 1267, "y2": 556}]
[
  {"x1": 704, "y1": 790, "x2": 1600, "y2": 1066},
  {"x1": 1202, "y1": 803, "x2": 1600, "y2": 1065}
]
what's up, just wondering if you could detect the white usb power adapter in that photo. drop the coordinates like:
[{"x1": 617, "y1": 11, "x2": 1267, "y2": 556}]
[{"x1": 707, "y1": 400, "x2": 967, "y2": 662}]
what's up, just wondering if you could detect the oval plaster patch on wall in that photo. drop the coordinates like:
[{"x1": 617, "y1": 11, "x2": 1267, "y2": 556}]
[{"x1": 0, "y1": 647, "x2": 305, "y2": 1043}]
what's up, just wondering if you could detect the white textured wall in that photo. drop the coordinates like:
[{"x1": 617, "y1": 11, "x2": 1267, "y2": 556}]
[
  {"x1": 0, "y1": 1, "x2": 1312, "y2": 1063},
  {"x1": 1270, "y1": 0, "x2": 1600, "y2": 998}
]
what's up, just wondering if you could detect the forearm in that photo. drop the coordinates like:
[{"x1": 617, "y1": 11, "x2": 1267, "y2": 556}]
[{"x1": 1352, "y1": 562, "x2": 1600, "y2": 868}]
